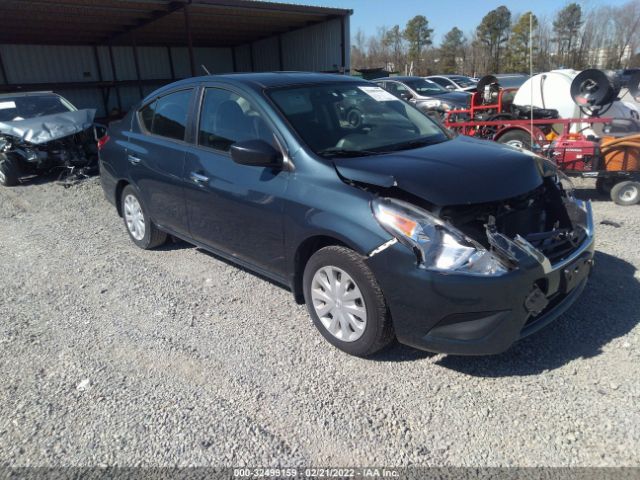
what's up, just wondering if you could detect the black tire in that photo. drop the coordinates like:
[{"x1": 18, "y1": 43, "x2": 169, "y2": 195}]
[
  {"x1": 496, "y1": 129, "x2": 533, "y2": 151},
  {"x1": 120, "y1": 185, "x2": 167, "y2": 249},
  {"x1": 302, "y1": 246, "x2": 395, "y2": 357},
  {"x1": 610, "y1": 180, "x2": 640, "y2": 206},
  {"x1": 595, "y1": 177, "x2": 614, "y2": 195},
  {"x1": 0, "y1": 154, "x2": 19, "y2": 187}
]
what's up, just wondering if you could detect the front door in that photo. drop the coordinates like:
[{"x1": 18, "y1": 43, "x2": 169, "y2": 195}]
[{"x1": 183, "y1": 86, "x2": 289, "y2": 276}]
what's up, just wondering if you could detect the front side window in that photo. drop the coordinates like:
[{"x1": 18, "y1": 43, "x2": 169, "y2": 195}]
[
  {"x1": 429, "y1": 78, "x2": 449, "y2": 87},
  {"x1": 384, "y1": 82, "x2": 410, "y2": 98},
  {"x1": 449, "y1": 76, "x2": 477, "y2": 88},
  {"x1": 268, "y1": 83, "x2": 448, "y2": 158},
  {"x1": 198, "y1": 88, "x2": 274, "y2": 152},
  {"x1": 139, "y1": 89, "x2": 192, "y2": 141}
]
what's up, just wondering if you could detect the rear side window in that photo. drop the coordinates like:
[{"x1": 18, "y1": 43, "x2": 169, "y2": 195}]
[{"x1": 139, "y1": 89, "x2": 192, "y2": 141}]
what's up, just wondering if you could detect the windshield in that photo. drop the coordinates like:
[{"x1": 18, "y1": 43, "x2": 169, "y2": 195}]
[
  {"x1": 495, "y1": 75, "x2": 529, "y2": 88},
  {"x1": 403, "y1": 79, "x2": 448, "y2": 96},
  {"x1": 0, "y1": 94, "x2": 75, "y2": 122},
  {"x1": 449, "y1": 76, "x2": 477, "y2": 88},
  {"x1": 268, "y1": 83, "x2": 448, "y2": 158}
]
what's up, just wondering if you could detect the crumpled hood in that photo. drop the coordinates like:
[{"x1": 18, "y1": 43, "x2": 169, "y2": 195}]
[
  {"x1": 0, "y1": 109, "x2": 96, "y2": 145},
  {"x1": 333, "y1": 136, "x2": 548, "y2": 206}
]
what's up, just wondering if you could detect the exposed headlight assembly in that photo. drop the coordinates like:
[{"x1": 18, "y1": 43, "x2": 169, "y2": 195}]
[
  {"x1": 555, "y1": 170, "x2": 575, "y2": 197},
  {"x1": 372, "y1": 197, "x2": 508, "y2": 276}
]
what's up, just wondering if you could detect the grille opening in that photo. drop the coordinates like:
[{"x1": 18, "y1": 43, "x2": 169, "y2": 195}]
[{"x1": 440, "y1": 177, "x2": 582, "y2": 265}]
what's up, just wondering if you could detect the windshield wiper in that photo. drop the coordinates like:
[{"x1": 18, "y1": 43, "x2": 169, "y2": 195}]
[
  {"x1": 317, "y1": 148, "x2": 381, "y2": 158},
  {"x1": 379, "y1": 136, "x2": 444, "y2": 152}
]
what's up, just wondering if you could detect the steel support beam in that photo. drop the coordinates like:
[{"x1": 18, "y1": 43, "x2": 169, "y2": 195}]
[
  {"x1": 167, "y1": 46, "x2": 176, "y2": 80},
  {"x1": 183, "y1": 2, "x2": 196, "y2": 77},
  {"x1": 108, "y1": 44, "x2": 123, "y2": 112},
  {"x1": 93, "y1": 45, "x2": 110, "y2": 116},
  {"x1": 277, "y1": 34, "x2": 284, "y2": 71},
  {"x1": 131, "y1": 32, "x2": 144, "y2": 99},
  {"x1": 0, "y1": 48, "x2": 8, "y2": 85}
]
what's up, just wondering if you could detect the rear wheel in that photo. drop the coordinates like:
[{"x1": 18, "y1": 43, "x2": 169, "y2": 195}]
[
  {"x1": 0, "y1": 154, "x2": 19, "y2": 187},
  {"x1": 497, "y1": 130, "x2": 532, "y2": 151},
  {"x1": 121, "y1": 185, "x2": 167, "y2": 249},
  {"x1": 303, "y1": 246, "x2": 394, "y2": 357},
  {"x1": 610, "y1": 180, "x2": 640, "y2": 206}
]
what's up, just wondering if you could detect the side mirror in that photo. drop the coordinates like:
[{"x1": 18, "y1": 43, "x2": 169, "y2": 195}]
[
  {"x1": 399, "y1": 92, "x2": 413, "y2": 101},
  {"x1": 230, "y1": 139, "x2": 282, "y2": 168},
  {"x1": 445, "y1": 85, "x2": 455, "y2": 91}
]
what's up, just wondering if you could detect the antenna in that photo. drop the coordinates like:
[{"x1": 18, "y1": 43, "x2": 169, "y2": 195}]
[{"x1": 201, "y1": 64, "x2": 211, "y2": 75}]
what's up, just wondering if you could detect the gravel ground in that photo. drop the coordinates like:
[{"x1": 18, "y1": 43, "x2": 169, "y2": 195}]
[{"x1": 0, "y1": 176, "x2": 639, "y2": 468}]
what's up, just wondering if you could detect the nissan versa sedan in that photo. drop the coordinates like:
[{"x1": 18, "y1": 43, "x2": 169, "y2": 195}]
[{"x1": 99, "y1": 73, "x2": 595, "y2": 357}]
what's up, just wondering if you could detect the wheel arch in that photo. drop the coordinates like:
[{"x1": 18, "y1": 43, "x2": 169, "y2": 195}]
[
  {"x1": 115, "y1": 179, "x2": 130, "y2": 217},
  {"x1": 291, "y1": 234, "x2": 354, "y2": 304}
]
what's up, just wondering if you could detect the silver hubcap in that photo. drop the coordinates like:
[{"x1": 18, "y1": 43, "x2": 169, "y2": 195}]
[
  {"x1": 123, "y1": 194, "x2": 145, "y2": 241},
  {"x1": 0, "y1": 167, "x2": 6, "y2": 183},
  {"x1": 311, "y1": 266, "x2": 367, "y2": 342},
  {"x1": 619, "y1": 184, "x2": 639, "y2": 203},
  {"x1": 506, "y1": 139, "x2": 525, "y2": 148}
]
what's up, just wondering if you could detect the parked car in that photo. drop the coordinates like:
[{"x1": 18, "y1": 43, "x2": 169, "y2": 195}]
[
  {"x1": 0, "y1": 91, "x2": 102, "y2": 186},
  {"x1": 426, "y1": 75, "x2": 478, "y2": 92},
  {"x1": 617, "y1": 68, "x2": 640, "y2": 88},
  {"x1": 373, "y1": 76, "x2": 470, "y2": 118},
  {"x1": 100, "y1": 73, "x2": 595, "y2": 357}
]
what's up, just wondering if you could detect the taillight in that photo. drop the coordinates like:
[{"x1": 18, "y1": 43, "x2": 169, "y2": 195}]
[{"x1": 97, "y1": 134, "x2": 110, "y2": 151}]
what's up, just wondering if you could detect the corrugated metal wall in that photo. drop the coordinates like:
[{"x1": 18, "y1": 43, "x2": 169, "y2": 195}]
[{"x1": 0, "y1": 17, "x2": 349, "y2": 117}]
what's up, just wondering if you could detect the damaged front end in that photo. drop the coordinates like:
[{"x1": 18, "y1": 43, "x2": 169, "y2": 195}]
[
  {"x1": 366, "y1": 171, "x2": 595, "y2": 354},
  {"x1": 0, "y1": 109, "x2": 102, "y2": 186},
  {"x1": 438, "y1": 174, "x2": 594, "y2": 277}
]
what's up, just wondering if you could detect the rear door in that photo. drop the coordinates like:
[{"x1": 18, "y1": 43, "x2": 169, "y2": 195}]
[
  {"x1": 183, "y1": 85, "x2": 290, "y2": 276},
  {"x1": 126, "y1": 88, "x2": 194, "y2": 237}
]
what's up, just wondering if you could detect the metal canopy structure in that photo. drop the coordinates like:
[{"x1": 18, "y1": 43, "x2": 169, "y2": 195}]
[
  {"x1": 0, "y1": 0, "x2": 350, "y2": 47},
  {"x1": 0, "y1": 0, "x2": 352, "y2": 117}
]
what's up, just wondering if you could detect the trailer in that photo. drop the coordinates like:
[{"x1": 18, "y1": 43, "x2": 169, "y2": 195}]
[{"x1": 443, "y1": 71, "x2": 640, "y2": 206}]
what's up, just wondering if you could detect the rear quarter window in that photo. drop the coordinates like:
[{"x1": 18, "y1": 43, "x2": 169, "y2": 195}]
[{"x1": 138, "y1": 89, "x2": 193, "y2": 141}]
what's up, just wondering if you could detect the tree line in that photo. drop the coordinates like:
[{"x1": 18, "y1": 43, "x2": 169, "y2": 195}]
[{"x1": 350, "y1": 0, "x2": 640, "y2": 76}]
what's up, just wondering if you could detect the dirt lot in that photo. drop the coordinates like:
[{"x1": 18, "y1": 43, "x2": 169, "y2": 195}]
[{"x1": 0, "y1": 177, "x2": 639, "y2": 467}]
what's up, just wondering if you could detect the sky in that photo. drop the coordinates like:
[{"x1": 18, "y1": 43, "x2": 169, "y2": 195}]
[{"x1": 275, "y1": 0, "x2": 619, "y2": 43}]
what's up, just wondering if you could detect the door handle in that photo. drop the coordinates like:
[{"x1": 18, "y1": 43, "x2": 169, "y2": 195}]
[
  {"x1": 190, "y1": 172, "x2": 210, "y2": 184},
  {"x1": 128, "y1": 154, "x2": 142, "y2": 165}
]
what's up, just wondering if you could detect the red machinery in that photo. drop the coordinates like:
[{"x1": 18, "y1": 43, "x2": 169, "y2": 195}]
[{"x1": 443, "y1": 72, "x2": 640, "y2": 205}]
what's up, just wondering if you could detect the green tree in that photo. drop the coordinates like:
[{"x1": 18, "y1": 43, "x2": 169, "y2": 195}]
[
  {"x1": 477, "y1": 5, "x2": 512, "y2": 73},
  {"x1": 507, "y1": 12, "x2": 538, "y2": 73},
  {"x1": 403, "y1": 15, "x2": 433, "y2": 73},
  {"x1": 439, "y1": 27, "x2": 466, "y2": 74},
  {"x1": 553, "y1": 3, "x2": 583, "y2": 68},
  {"x1": 383, "y1": 25, "x2": 405, "y2": 72}
]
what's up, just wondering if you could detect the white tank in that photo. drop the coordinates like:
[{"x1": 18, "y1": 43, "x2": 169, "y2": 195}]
[{"x1": 513, "y1": 69, "x2": 638, "y2": 136}]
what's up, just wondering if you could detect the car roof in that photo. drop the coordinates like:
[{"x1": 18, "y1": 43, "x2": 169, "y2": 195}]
[
  {"x1": 145, "y1": 72, "x2": 366, "y2": 101},
  {"x1": 378, "y1": 76, "x2": 424, "y2": 82}
]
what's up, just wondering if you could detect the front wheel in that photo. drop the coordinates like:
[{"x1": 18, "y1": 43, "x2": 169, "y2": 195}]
[
  {"x1": 610, "y1": 180, "x2": 640, "y2": 206},
  {"x1": 0, "y1": 154, "x2": 19, "y2": 187},
  {"x1": 303, "y1": 246, "x2": 395, "y2": 357},
  {"x1": 120, "y1": 185, "x2": 167, "y2": 249},
  {"x1": 496, "y1": 130, "x2": 533, "y2": 151}
]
